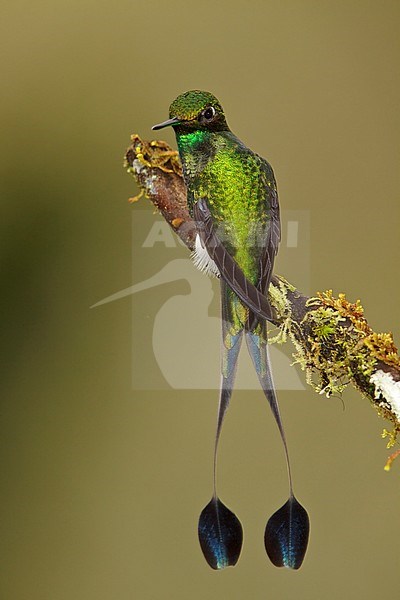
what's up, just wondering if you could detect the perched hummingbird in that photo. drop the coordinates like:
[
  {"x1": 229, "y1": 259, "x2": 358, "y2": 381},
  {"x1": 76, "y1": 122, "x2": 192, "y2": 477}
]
[{"x1": 153, "y1": 90, "x2": 309, "y2": 570}]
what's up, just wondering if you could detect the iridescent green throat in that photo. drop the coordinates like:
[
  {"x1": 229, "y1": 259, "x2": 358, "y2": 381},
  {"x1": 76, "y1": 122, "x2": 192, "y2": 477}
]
[
  {"x1": 175, "y1": 129, "x2": 209, "y2": 154},
  {"x1": 175, "y1": 129, "x2": 218, "y2": 182}
]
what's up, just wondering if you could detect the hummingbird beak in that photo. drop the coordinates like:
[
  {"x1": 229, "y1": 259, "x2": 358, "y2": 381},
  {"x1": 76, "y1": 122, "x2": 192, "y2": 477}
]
[{"x1": 152, "y1": 116, "x2": 181, "y2": 130}]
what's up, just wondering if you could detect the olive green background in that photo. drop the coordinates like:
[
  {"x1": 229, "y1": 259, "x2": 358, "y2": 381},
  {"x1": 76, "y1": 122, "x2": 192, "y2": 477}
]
[{"x1": 1, "y1": 1, "x2": 399, "y2": 599}]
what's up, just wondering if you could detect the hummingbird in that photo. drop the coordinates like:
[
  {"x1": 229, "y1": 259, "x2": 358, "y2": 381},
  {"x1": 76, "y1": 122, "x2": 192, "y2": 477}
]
[{"x1": 152, "y1": 90, "x2": 309, "y2": 570}]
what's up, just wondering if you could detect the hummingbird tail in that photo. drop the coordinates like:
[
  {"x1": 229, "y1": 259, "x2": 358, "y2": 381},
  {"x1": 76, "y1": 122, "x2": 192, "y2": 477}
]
[
  {"x1": 212, "y1": 280, "x2": 246, "y2": 490},
  {"x1": 198, "y1": 281, "x2": 244, "y2": 570},
  {"x1": 245, "y1": 326, "x2": 310, "y2": 569}
]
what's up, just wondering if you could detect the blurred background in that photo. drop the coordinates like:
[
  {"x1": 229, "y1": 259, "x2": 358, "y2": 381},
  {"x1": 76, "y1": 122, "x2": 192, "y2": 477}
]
[{"x1": 1, "y1": 1, "x2": 399, "y2": 598}]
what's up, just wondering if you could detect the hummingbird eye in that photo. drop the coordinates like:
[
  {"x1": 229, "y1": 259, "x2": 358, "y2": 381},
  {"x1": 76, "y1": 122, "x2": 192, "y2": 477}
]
[{"x1": 201, "y1": 106, "x2": 216, "y2": 122}]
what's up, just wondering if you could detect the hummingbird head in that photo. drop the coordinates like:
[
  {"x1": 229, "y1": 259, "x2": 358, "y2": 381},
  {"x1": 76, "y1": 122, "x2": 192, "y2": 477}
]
[{"x1": 152, "y1": 90, "x2": 229, "y2": 133}]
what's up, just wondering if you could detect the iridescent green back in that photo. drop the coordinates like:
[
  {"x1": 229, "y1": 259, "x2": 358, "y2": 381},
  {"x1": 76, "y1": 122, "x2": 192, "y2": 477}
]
[{"x1": 179, "y1": 130, "x2": 277, "y2": 284}]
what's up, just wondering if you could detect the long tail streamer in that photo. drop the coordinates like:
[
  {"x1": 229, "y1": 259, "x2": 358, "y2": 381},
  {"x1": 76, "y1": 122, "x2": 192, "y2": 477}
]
[
  {"x1": 246, "y1": 327, "x2": 309, "y2": 569},
  {"x1": 198, "y1": 285, "x2": 244, "y2": 569}
]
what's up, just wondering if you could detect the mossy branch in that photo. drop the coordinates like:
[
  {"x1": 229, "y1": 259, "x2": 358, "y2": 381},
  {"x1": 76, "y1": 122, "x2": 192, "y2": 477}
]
[{"x1": 125, "y1": 134, "x2": 400, "y2": 469}]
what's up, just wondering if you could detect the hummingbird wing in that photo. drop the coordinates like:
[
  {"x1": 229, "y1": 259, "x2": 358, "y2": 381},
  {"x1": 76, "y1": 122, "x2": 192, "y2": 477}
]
[
  {"x1": 258, "y1": 187, "x2": 281, "y2": 296},
  {"x1": 193, "y1": 198, "x2": 275, "y2": 323},
  {"x1": 246, "y1": 183, "x2": 281, "y2": 331}
]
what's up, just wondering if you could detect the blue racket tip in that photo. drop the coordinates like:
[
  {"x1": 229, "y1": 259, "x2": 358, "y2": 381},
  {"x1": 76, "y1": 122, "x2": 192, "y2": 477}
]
[
  {"x1": 264, "y1": 495, "x2": 310, "y2": 569},
  {"x1": 198, "y1": 496, "x2": 243, "y2": 570}
]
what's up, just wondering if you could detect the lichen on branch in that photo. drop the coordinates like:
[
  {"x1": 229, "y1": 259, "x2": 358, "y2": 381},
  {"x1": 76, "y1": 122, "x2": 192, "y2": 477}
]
[{"x1": 124, "y1": 134, "x2": 400, "y2": 469}]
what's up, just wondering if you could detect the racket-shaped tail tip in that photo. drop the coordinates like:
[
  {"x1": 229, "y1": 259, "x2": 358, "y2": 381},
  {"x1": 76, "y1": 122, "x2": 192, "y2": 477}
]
[
  {"x1": 198, "y1": 496, "x2": 243, "y2": 570},
  {"x1": 264, "y1": 496, "x2": 309, "y2": 570}
]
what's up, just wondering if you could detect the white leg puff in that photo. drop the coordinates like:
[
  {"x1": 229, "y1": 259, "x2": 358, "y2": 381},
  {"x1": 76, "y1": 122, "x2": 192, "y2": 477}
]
[{"x1": 191, "y1": 234, "x2": 220, "y2": 278}]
